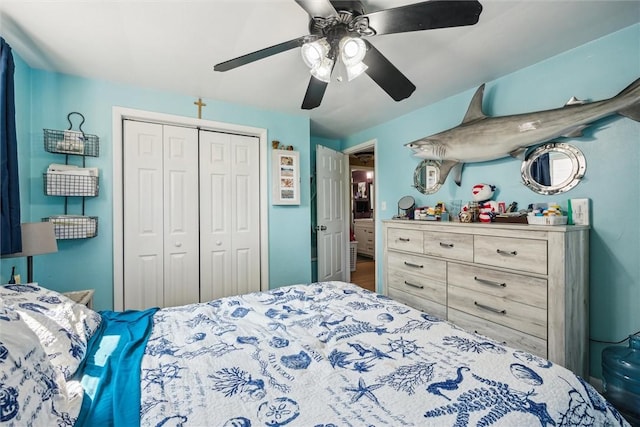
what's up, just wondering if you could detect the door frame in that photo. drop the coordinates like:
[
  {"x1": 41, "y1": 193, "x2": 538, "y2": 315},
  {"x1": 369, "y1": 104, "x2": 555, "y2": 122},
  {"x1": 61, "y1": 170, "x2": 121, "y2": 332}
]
[
  {"x1": 342, "y1": 138, "x2": 377, "y2": 291},
  {"x1": 112, "y1": 107, "x2": 269, "y2": 311}
]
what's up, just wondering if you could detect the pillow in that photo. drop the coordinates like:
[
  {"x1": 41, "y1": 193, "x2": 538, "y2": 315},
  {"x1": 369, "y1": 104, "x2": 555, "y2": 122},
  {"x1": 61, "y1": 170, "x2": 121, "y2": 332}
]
[
  {"x1": 0, "y1": 283, "x2": 101, "y2": 380},
  {"x1": 0, "y1": 301, "x2": 77, "y2": 425}
]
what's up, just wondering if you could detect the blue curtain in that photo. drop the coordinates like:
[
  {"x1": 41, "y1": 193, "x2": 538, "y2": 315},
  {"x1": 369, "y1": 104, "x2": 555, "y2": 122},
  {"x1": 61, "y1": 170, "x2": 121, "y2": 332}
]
[
  {"x1": 0, "y1": 37, "x2": 22, "y2": 255},
  {"x1": 531, "y1": 153, "x2": 551, "y2": 186}
]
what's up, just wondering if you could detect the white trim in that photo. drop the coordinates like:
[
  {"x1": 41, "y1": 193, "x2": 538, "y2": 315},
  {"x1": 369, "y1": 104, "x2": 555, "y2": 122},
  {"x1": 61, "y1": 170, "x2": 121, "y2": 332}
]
[{"x1": 112, "y1": 106, "x2": 269, "y2": 310}]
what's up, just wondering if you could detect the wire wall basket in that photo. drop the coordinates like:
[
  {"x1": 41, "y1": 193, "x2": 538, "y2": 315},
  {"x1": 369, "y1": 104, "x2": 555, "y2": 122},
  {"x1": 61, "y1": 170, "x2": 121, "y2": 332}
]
[
  {"x1": 43, "y1": 215, "x2": 98, "y2": 239},
  {"x1": 43, "y1": 112, "x2": 99, "y2": 157},
  {"x1": 43, "y1": 173, "x2": 99, "y2": 197}
]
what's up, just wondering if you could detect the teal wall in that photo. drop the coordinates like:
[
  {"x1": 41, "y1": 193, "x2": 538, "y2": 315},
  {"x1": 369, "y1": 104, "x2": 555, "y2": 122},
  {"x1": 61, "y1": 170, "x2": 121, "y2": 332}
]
[
  {"x1": 2, "y1": 57, "x2": 313, "y2": 310},
  {"x1": 343, "y1": 24, "x2": 640, "y2": 379}
]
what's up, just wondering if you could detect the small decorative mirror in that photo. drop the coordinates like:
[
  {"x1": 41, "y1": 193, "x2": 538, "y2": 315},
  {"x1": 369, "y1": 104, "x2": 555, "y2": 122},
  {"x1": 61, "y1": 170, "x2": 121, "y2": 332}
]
[
  {"x1": 521, "y1": 142, "x2": 586, "y2": 195},
  {"x1": 413, "y1": 159, "x2": 443, "y2": 194}
]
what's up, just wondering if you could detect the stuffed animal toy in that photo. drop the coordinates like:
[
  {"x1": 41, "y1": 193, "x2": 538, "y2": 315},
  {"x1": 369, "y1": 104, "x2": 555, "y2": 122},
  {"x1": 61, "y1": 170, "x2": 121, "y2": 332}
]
[{"x1": 471, "y1": 183, "x2": 498, "y2": 223}]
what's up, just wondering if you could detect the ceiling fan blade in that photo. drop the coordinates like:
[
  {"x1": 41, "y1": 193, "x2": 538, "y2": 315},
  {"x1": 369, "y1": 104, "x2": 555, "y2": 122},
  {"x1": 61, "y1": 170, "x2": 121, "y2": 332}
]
[
  {"x1": 295, "y1": 0, "x2": 337, "y2": 18},
  {"x1": 364, "y1": 0, "x2": 483, "y2": 35},
  {"x1": 214, "y1": 36, "x2": 310, "y2": 72},
  {"x1": 362, "y1": 40, "x2": 416, "y2": 102},
  {"x1": 301, "y1": 76, "x2": 329, "y2": 110}
]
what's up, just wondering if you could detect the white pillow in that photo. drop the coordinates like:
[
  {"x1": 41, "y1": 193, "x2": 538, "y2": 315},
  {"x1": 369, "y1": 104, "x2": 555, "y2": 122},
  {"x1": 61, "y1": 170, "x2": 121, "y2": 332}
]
[
  {"x1": 0, "y1": 301, "x2": 77, "y2": 425},
  {"x1": 0, "y1": 283, "x2": 101, "y2": 379}
]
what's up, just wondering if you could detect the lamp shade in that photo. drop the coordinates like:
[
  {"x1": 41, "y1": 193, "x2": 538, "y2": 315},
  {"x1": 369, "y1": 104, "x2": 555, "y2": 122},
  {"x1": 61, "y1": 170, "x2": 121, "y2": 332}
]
[{"x1": 2, "y1": 222, "x2": 58, "y2": 258}]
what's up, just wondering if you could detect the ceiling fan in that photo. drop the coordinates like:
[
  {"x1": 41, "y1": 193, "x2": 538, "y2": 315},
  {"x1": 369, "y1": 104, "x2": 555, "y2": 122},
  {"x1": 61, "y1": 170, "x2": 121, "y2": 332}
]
[{"x1": 214, "y1": 0, "x2": 483, "y2": 110}]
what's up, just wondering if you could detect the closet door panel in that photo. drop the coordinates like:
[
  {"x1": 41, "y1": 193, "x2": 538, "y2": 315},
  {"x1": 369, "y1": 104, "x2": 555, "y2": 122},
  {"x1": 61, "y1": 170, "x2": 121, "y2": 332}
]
[
  {"x1": 199, "y1": 131, "x2": 232, "y2": 301},
  {"x1": 163, "y1": 126, "x2": 200, "y2": 307},
  {"x1": 199, "y1": 131, "x2": 260, "y2": 300},
  {"x1": 231, "y1": 135, "x2": 261, "y2": 294},
  {"x1": 123, "y1": 121, "x2": 164, "y2": 310}
]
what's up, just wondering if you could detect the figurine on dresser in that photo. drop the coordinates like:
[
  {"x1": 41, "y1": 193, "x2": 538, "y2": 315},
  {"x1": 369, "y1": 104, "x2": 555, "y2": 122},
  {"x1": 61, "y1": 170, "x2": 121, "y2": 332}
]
[{"x1": 461, "y1": 183, "x2": 498, "y2": 223}]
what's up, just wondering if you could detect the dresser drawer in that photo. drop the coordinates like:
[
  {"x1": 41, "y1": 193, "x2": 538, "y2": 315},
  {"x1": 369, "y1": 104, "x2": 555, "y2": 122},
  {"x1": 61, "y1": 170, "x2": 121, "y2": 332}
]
[
  {"x1": 388, "y1": 288, "x2": 447, "y2": 319},
  {"x1": 388, "y1": 252, "x2": 446, "y2": 305},
  {"x1": 448, "y1": 308, "x2": 547, "y2": 358},
  {"x1": 448, "y1": 284, "x2": 547, "y2": 339},
  {"x1": 447, "y1": 263, "x2": 547, "y2": 309},
  {"x1": 474, "y1": 236, "x2": 547, "y2": 274},
  {"x1": 423, "y1": 231, "x2": 473, "y2": 262},
  {"x1": 387, "y1": 227, "x2": 423, "y2": 253}
]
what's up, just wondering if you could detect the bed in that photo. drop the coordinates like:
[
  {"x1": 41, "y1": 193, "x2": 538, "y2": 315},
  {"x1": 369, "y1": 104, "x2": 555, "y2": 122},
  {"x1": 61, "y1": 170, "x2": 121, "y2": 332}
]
[{"x1": 0, "y1": 281, "x2": 630, "y2": 426}]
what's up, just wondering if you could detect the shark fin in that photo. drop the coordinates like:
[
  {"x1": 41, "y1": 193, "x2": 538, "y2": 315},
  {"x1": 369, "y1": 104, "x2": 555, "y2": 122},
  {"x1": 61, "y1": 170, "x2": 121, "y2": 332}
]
[
  {"x1": 619, "y1": 105, "x2": 640, "y2": 122},
  {"x1": 439, "y1": 160, "x2": 462, "y2": 186},
  {"x1": 565, "y1": 96, "x2": 587, "y2": 106},
  {"x1": 462, "y1": 84, "x2": 487, "y2": 124},
  {"x1": 563, "y1": 125, "x2": 588, "y2": 138},
  {"x1": 509, "y1": 147, "x2": 528, "y2": 159}
]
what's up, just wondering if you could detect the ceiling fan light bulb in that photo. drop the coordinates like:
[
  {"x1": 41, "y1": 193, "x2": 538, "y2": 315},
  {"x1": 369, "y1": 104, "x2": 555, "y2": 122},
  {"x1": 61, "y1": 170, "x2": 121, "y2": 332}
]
[
  {"x1": 301, "y1": 39, "x2": 330, "y2": 69},
  {"x1": 340, "y1": 37, "x2": 366, "y2": 65},
  {"x1": 310, "y1": 57, "x2": 334, "y2": 83}
]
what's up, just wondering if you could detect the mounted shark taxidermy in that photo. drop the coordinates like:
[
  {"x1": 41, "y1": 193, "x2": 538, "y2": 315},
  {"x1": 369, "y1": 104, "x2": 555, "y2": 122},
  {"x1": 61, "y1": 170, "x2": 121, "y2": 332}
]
[{"x1": 405, "y1": 77, "x2": 640, "y2": 185}]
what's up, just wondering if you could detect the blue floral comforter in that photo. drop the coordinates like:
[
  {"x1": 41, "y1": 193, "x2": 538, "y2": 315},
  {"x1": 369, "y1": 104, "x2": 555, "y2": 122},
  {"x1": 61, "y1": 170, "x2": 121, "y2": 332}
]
[{"x1": 138, "y1": 281, "x2": 628, "y2": 426}]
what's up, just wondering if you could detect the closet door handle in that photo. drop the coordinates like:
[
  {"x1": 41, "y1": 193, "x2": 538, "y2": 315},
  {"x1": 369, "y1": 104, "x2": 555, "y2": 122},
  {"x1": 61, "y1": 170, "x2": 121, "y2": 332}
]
[
  {"x1": 439, "y1": 242, "x2": 454, "y2": 248},
  {"x1": 474, "y1": 276, "x2": 506, "y2": 287},
  {"x1": 404, "y1": 281, "x2": 424, "y2": 289},
  {"x1": 404, "y1": 261, "x2": 423, "y2": 269},
  {"x1": 175, "y1": 242, "x2": 182, "y2": 247},
  {"x1": 496, "y1": 249, "x2": 517, "y2": 256},
  {"x1": 474, "y1": 301, "x2": 506, "y2": 315}
]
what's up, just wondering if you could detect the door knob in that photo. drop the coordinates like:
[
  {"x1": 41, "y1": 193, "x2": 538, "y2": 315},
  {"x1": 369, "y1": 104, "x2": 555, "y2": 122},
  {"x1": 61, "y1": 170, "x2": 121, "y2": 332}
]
[
  {"x1": 175, "y1": 242, "x2": 182, "y2": 247},
  {"x1": 216, "y1": 240, "x2": 222, "y2": 246},
  {"x1": 316, "y1": 225, "x2": 327, "y2": 231}
]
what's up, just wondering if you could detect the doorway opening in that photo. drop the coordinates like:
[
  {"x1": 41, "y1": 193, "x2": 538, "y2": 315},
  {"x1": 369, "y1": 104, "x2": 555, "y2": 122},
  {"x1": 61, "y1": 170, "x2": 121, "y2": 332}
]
[{"x1": 345, "y1": 141, "x2": 376, "y2": 293}]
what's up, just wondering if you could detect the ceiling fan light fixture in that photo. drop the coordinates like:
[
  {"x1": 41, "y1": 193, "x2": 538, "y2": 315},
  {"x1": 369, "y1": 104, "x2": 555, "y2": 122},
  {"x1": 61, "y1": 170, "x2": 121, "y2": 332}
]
[
  {"x1": 301, "y1": 39, "x2": 330, "y2": 69},
  {"x1": 344, "y1": 61, "x2": 368, "y2": 81},
  {"x1": 340, "y1": 37, "x2": 366, "y2": 65},
  {"x1": 310, "y1": 56, "x2": 334, "y2": 83}
]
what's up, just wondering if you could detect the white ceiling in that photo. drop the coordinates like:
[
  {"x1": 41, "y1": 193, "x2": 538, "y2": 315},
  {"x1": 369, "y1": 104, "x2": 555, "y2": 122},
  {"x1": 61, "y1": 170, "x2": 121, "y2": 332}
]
[{"x1": 1, "y1": 1, "x2": 638, "y2": 139}]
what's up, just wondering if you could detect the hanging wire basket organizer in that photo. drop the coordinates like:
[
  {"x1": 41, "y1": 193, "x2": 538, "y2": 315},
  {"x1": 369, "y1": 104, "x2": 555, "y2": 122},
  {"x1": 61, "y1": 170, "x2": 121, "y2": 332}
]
[
  {"x1": 43, "y1": 112, "x2": 99, "y2": 157},
  {"x1": 42, "y1": 215, "x2": 99, "y2": 239},
  {"x1": 43, "y1": 173, "x2": 99, "y2": 197}
]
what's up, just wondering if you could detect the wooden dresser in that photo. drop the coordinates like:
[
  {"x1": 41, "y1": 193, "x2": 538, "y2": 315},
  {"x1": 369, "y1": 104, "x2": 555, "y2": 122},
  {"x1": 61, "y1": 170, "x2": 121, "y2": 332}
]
[
  {"x1": 383, "y1": 220, "x2": 589, "y2": 378},
  {"x1": 354, "y1": 220, "x2": 375, "y2": 258}
]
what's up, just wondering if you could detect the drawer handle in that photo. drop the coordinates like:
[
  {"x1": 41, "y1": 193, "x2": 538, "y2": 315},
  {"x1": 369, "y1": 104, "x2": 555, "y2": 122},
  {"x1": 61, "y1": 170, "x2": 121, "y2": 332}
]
[
  {"x1": 496, "y1": 249, "x2": 517, "y2": 256},
  {"x1": 474, "y1": 276, "x2": 507, "y2": 288},
  {"x1": 404, "y1": 281, "x2": 424, "y2": 289},
  {"x1": 474, "y1": 301, "x2": 506, "y2": 315},
  {"x1": 404, "y1": 261, "x2": 424, "y2": 269},
  {"x1": 398, "y1": 237, "x2": 410, "y2": 242},
  {"x1": 439, "y1": 242, "x2": 454, "y2": 248}
]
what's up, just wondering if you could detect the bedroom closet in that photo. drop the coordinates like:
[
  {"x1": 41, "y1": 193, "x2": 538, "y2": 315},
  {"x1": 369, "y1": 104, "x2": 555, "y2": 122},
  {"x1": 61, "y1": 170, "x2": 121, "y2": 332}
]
[{"x1": 122, "y1": 120, "x2": 261, "y2": 310}]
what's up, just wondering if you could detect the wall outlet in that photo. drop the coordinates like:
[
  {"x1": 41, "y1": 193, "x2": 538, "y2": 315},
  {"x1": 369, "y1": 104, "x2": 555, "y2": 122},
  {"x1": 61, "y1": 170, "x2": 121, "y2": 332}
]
[{"x1": 381, "y1": 201, "x2": 387, "y2": 211}]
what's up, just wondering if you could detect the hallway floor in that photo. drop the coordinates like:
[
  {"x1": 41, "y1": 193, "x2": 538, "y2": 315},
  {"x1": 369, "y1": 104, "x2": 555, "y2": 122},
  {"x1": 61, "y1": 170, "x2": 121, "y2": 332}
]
[{"x1": 350, "y1": 255, "x2": 376, "y2": 292}]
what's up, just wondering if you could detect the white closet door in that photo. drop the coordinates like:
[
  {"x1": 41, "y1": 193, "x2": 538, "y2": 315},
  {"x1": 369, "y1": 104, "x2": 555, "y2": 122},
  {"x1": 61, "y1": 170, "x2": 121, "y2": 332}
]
[
  {"x1": 163, "y1": 125, "x2": 200, "y2": 307},
  {"x1": 123, "y1": 121, "x2": 199, "y2": 309},
  {"x1": 199, "y1": 130, "x2": 260, "y2": 301}
]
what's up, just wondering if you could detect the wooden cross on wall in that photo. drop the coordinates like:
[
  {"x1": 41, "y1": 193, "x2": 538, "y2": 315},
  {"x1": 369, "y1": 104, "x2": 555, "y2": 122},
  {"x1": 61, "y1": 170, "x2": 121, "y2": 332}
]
[{"x1": 194, "y1": 98, "x2": 207, "y2": 119}]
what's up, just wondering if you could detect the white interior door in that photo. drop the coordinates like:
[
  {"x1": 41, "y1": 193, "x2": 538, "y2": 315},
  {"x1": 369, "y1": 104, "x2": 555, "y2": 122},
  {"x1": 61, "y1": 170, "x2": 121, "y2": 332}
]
[
  {"x1": 316, "y1": 145, "x2": 348, "y2": 282},
  {"x1": 199, "y1": 130, "x2": 261, "y2": 300},
  {"x1": 123, "y1": 120, "x2": 199, "y2": 309}
]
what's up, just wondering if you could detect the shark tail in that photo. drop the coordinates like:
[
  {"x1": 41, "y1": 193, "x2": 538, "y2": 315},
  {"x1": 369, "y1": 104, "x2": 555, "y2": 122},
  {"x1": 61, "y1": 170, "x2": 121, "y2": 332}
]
[{"x1": 616, "y1": 77, "x2": 640, "y2": 121}]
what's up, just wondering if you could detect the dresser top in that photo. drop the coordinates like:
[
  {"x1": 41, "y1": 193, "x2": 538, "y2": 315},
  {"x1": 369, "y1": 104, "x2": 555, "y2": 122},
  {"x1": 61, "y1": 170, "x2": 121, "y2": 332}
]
[{"x1": 383, "y1": 219, "x2": 589, "y2": 233}]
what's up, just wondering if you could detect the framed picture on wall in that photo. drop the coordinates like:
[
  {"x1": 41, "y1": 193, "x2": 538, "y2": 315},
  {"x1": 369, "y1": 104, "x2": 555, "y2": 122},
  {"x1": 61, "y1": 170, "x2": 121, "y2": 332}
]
[{"x1": 272, "y1": 149, "x2": 300, "y2": 205}]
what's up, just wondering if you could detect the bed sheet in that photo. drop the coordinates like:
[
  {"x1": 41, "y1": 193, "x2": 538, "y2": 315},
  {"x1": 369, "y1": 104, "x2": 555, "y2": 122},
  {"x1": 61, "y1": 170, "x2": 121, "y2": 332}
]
[{"x1": 138, "y1": 281, "x2": 628, "y2": 426}]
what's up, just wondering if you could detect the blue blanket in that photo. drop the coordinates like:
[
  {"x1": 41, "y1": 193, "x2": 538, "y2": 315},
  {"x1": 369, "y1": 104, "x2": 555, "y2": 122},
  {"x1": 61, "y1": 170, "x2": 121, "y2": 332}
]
[{"x1": 74, "y1": 308, "x2": 158, "y2": 427}]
